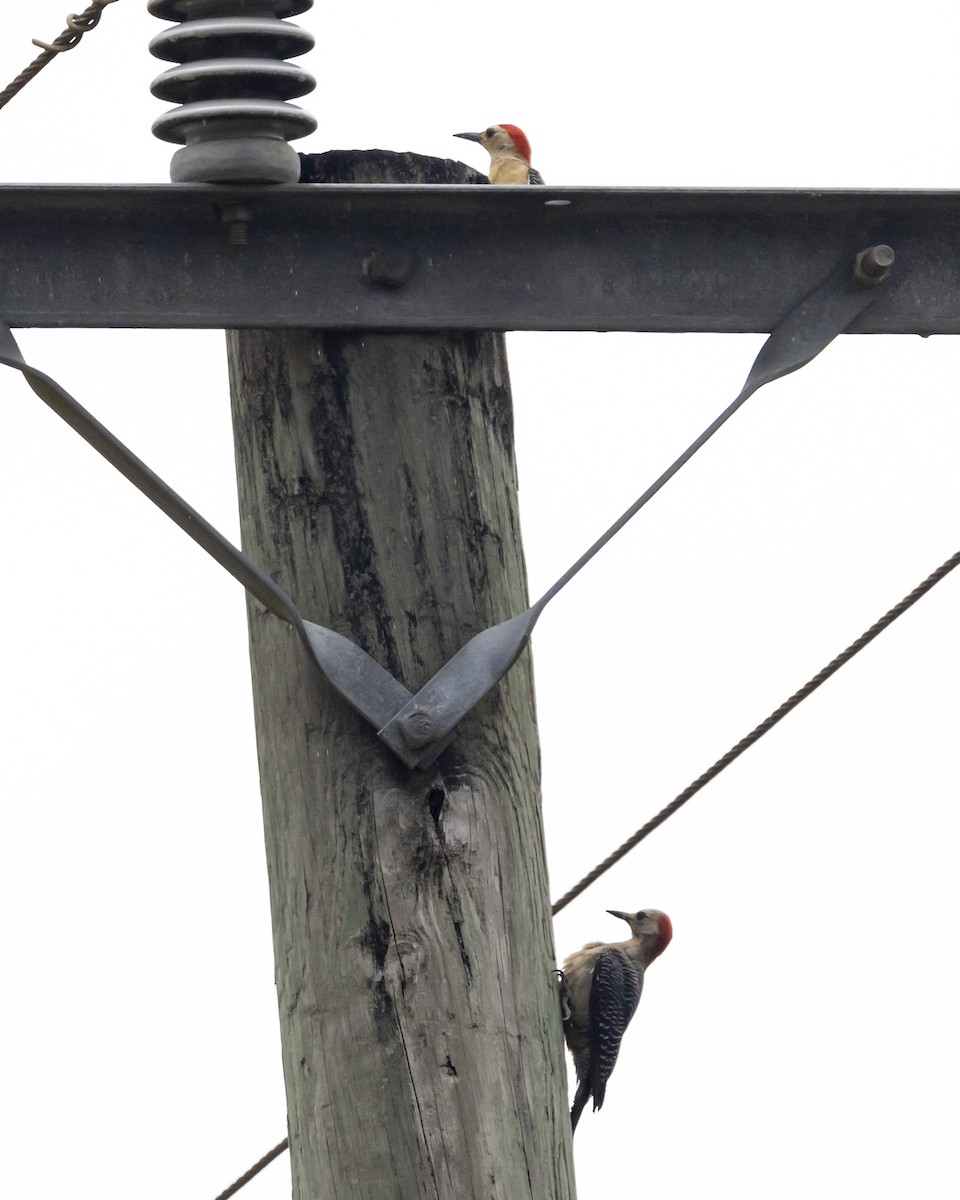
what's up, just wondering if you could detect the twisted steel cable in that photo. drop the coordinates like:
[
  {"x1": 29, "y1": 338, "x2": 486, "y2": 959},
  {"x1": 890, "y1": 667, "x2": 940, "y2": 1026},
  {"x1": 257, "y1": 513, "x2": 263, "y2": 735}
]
[
  {"x1": 0, "y1": 1, "x2": 119, "y2": 114},
  {"x1": 550, "y1": 546, "x2": 960, "y2": 915},
  {"x1": 213, "y1": 1138, "x2": 289, "y2": 1200}
]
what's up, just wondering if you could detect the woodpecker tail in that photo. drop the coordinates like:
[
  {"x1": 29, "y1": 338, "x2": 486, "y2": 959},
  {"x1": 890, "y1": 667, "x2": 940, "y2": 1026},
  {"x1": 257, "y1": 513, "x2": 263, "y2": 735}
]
[{"x1": 570, "y1": 1078, "x2": 591, "y2": 1133}]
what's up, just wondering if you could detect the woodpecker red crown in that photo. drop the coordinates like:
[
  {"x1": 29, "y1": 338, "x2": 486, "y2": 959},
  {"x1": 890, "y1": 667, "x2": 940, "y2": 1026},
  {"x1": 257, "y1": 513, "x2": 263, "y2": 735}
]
[
  {"x1": 499, "y1": 124, "x2": 532, "y2": 163},
  {"x1": 654, "y1": 912, "x2": 673, "y2": 960}
]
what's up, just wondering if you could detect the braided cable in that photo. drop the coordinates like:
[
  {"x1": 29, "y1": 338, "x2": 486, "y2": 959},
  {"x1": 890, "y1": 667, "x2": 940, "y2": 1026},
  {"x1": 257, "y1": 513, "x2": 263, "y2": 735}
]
[
  {"x1": 550, "y1": 546, "x2": 960, "y2": 915},
  {"x1": 213, "y1": 1138, "x2": 289, "y2": 1200},
  {"x1": 0, "y1": 1, "x2": 119, "y2": 113}
]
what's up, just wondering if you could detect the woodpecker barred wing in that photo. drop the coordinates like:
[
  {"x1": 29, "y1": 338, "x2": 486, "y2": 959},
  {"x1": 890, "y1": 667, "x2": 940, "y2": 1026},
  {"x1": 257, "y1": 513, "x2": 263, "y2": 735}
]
[
  {"x1": 589, "y1": 949, "x2": 643, "y2": 1111},
  {"x1": 528, "y1": 167, "x2": 545, "y2": 185}
]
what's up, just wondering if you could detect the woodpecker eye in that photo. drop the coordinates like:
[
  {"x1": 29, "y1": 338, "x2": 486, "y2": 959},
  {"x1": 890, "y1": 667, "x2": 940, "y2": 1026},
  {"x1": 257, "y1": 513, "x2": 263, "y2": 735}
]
[
  {"x1": 485, "y1": 127, "x2": 495, "y2": 138},
  {"x1": 635, "y1": 911, "x2": 646, "y2": 920}
]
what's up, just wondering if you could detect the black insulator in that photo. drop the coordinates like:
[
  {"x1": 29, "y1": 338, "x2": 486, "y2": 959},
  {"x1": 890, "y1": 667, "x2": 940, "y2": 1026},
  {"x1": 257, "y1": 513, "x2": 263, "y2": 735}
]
[{"x1": 148, "y1": 0, "x2": 316, "y2": 185}]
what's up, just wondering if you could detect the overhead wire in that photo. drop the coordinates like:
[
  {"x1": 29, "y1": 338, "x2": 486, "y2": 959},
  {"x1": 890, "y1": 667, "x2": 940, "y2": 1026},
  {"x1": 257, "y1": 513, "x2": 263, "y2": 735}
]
[
  {"x1": 0, "y1": 1, "x2": 119, "y2": 114},
  {"x1": 550, "y1": 545, "x2": 960, "y2": 914},
  {"x1": 213, "y1": 1139, "x2": 289, "y2": 1200}
]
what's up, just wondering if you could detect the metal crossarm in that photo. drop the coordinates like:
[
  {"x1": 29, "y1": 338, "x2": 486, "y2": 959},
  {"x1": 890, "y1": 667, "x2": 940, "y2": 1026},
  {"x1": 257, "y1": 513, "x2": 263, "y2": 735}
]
[{"x1": 0, "y1": 185, "x2": 951, "y2": 331}]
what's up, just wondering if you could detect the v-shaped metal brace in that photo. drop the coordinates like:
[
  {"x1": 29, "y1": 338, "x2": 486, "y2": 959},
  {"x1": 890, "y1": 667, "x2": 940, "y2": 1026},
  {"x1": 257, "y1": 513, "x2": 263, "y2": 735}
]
[{"x1": 0, "y1": 244, "x2": 893, "y2": 769}]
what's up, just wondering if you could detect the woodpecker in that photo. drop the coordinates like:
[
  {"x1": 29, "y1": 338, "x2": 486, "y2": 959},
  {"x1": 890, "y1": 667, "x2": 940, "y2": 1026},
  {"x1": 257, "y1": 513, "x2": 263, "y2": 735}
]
[
  {"x1": 453, "y1": 124, "x2": 544, "y2": 185},
  {"x1": 560, "y1": 908, "x2": 672, "y2": 1132}
]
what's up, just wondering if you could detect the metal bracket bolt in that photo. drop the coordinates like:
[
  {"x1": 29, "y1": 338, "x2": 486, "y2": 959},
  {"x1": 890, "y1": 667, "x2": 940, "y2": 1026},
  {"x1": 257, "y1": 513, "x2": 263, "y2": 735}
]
[
  {"x1": 364, "y1": 249, "x2": 415, "y2": 287},
  {"x1": 220, "y1": 203, "x2": 252, "y2": 247},
  {"x1": 397, "y1": 707, "x2": 438, "y2": 749},
  {"x1": 854, "y1": 244, "x2": 895, "y2": 287}
]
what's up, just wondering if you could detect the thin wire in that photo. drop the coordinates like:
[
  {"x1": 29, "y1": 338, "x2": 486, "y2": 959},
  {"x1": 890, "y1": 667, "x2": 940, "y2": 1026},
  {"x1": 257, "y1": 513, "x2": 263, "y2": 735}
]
[
  {"x1": 213, "y1": 1138, "x2": 289, "y2": 1200},
  {"x1": 0, "y1": 0, "x2": 119, "y2": 114},
  {"x1": 550, "y1": 545, "x2": 960, "y2": 915}
]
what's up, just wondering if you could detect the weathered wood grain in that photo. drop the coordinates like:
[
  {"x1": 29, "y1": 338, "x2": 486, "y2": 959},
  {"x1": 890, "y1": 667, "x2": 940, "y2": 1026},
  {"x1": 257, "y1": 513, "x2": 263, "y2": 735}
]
[{"x1": 226, "y1": 151, "x2": 574, "y2": 1199}]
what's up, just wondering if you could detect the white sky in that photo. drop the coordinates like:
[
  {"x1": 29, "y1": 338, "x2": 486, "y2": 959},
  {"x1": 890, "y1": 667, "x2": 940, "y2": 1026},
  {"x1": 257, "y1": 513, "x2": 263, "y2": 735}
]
[{"x1": 1, "y1": 3, "x2": 958, "y2": 1198}]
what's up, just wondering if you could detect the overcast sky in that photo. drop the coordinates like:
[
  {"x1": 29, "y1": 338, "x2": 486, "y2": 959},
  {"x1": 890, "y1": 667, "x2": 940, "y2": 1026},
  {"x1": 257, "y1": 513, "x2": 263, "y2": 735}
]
[{"x1": 1, "y1": 3, "x2": 958, "y2": 1198}]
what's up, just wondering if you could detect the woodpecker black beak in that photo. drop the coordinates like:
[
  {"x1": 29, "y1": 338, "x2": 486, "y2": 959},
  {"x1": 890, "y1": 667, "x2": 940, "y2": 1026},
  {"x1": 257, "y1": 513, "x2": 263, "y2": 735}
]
[
  {"x1": 453, "y1": 131, "x2": 483, "y2": 143},
  {"x1": 606, "y1": 910, "x2": 630, "y2": 921}
]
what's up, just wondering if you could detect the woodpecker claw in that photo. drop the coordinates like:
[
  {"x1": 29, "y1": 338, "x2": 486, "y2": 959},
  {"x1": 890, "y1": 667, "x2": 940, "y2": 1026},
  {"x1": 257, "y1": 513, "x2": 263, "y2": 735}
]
[{"x1": 555, "y1": 969, "x2": 572, "y2": 1022}]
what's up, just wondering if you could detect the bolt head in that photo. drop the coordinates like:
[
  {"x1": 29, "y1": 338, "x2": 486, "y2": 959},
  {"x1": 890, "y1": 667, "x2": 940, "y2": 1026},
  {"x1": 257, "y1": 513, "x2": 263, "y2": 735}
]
[
  {"x1": 397, "y1": 707, "x2": 437, "y2": 749},
  {"x1": 364, "y1": 249, "x2": 415, "y2": 288}
]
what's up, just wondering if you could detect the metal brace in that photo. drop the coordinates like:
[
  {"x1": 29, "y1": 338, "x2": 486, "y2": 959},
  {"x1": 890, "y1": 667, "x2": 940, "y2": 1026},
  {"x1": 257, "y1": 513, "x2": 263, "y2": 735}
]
[
  {"x1": 0, "y1": 243, "x2": 893, "y2": 769},
  {"x1": 378, "y1": 242, "x2": 897, "y2": 763}
]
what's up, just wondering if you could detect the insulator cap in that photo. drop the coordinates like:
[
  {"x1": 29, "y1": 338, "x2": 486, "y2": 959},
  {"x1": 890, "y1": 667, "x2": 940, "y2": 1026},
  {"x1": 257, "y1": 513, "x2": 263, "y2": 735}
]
[
  {"x1": 148, "y1": 1, "x2": 312, "y2": 19},
  {"x1": 149, "y1": 0, "x2": 315, "y2": 185}
]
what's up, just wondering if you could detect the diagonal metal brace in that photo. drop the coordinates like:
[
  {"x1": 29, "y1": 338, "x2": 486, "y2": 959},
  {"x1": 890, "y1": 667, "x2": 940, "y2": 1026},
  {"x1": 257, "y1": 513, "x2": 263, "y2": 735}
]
[
  {"x1": 377, "y1": 243, "x2": 896, "y2": 766},
  {"x1": 0, "y1": 241, "x2": 894, "y2": 771},
  {"x1": 0, "y1": 319, "x2": 415, "y2": 736}
]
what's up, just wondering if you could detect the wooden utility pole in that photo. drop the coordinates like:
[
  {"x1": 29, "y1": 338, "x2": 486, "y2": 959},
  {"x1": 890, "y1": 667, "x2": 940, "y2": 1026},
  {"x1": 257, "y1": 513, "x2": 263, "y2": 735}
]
[{"x1": 227, "y1": 152, "x2": 575, "y2": 1199}]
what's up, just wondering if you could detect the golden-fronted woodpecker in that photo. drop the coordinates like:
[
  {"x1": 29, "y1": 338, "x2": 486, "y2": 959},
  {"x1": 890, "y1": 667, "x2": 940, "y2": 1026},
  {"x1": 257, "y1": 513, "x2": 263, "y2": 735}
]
[
  {"x1": 453, "y1": 124, "x2": 544, "y2": 184},
  {"x1": 560, "y1": 908, "x2": 672, "y2": 1132}
]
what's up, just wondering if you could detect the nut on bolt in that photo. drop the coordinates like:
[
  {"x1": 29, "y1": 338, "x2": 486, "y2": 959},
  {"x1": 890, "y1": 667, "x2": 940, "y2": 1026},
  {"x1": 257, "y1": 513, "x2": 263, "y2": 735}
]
[{"x1": 854, "y1": 244, "x2": 895, "y2": 286}]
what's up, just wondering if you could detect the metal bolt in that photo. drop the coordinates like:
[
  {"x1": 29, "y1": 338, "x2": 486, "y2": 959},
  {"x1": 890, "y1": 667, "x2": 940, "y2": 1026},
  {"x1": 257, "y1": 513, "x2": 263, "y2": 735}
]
[
  {"x1": 397, "y1": 707, "x2": 438, "y2": 749},
  {"x1": 854, "y1": 244, "x2": 895, "y2": 287},
  {"x1": 220, "y1": 203, "x2": 252, "y2": 247},
  {"x1": 364, "y1": 249, "x2": 415, "y2": 288}
]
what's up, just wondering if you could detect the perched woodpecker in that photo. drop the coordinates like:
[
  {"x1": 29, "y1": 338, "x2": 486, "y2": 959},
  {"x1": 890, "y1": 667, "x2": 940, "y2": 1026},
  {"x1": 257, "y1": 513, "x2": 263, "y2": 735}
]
[
  {"x1": 560, "y1": 908, "x2": 672, "y2": 1132},
  {"x1": 453, "y1": 124, "x2": 545, "y2": 185}
]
